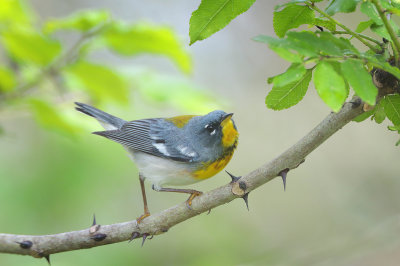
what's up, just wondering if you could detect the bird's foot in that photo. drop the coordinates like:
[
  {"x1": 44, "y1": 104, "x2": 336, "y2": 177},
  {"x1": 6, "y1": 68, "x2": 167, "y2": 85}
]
[
  {"x1": 185, "y1": 191, "x2": 203, "y2": 210},
  {"x1": 136, "y1": 212, "x2": 150, "y2": 224}
]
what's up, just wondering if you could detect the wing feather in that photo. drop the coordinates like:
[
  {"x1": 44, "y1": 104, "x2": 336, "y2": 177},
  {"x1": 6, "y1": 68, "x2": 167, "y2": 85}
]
[{"x1": 93, "y1": 119, "x2": 197, "y2": 162}]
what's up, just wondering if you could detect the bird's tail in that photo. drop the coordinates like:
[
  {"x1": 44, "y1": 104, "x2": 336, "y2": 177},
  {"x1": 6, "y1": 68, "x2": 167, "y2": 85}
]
[{"x1": 75, "y1": 102, "x2": 126, "y2": 130}]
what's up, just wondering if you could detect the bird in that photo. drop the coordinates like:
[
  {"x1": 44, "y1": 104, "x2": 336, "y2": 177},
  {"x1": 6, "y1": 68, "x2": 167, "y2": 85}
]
[{"x1": 75, "y1": 102, "x2": 239, "y2": 223}]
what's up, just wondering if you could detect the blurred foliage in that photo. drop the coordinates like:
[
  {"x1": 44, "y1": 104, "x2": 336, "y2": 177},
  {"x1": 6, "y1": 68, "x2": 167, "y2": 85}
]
[
  {"x1": 0, "y1": 0, "x2": 220, "y2": 137},
  {"x1": 126, "y1": 68, "x2": 222, "y2": 113},
  {"x1": 103, "y1": 22, "x2": 192, "y2": 73},
  {"x1": 64, "y1": 61, "x2": 129, "y2": 104}
]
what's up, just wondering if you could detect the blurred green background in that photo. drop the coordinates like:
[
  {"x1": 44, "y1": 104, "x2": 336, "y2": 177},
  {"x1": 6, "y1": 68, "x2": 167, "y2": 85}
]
[{"x1": 1, "y1": 0, "x2": 400, "y2": 265}]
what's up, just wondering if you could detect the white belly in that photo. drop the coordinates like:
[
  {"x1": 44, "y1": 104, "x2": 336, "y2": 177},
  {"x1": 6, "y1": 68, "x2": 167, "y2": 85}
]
[
  {"x1": 97, "y1": 122, "x2": 201, "y2": 188},
  {"x1": 125, "y1": 148, "x2": 199, "y2": 189}
]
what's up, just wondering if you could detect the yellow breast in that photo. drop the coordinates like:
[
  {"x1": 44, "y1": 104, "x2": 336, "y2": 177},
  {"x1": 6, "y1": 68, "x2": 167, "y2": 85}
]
[{"x1": 192, "y1": 152, "x2": 235, "y2": 180}]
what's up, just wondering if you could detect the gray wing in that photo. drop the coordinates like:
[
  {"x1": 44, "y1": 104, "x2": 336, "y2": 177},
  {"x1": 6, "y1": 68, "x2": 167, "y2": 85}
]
[{"x1": 93, "y1": 119, "x2": 198, "y2": 162}]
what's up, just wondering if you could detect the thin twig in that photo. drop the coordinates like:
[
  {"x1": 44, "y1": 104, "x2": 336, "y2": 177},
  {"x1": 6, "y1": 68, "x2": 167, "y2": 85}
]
[
  {"x1": 371, "y1": 0, "x2": 400, "y2": 66},
  {"x1": 306, "y1": 2, "x2": 382, "y2": 53},
  {"x1": 0, "y1": 98, "x2": 364, "y2": 258},
  {"x1": 332, "y1": 30, "x2": 383, "y2": 46}
]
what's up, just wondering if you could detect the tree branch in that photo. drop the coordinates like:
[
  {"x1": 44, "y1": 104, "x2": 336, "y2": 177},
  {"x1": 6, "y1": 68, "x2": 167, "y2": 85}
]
[{"x1": 0, "y1": 98, "x2": 364, "y2": 260}]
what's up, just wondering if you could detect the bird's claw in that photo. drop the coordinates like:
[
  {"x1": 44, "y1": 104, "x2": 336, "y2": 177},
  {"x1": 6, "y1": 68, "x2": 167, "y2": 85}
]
[
  {"x1": 185, "y1": 191, "x2": 203, "y2": 210},
  {"x1": 136, "y1": 212, "x2": 150, "y2": 224}
]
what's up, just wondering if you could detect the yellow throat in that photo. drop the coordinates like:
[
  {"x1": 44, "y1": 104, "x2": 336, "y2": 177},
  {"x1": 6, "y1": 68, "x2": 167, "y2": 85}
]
[
  {"x1": 221, "y1": 116, "x2": 238, "y2": 148},
  {"x1": 193, "y1": 116, "x2": 238, "y2": 180}
]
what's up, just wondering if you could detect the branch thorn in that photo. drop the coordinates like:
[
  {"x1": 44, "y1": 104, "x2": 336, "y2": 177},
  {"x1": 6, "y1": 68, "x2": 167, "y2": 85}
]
[
  {"x1": 142, "y1": 233, "x2": 149, "y2": 247},
  {"x1": 129, "y1": 232, "x2": 140, "y2": 243},
  {"x1": 44, "y1": 255, "x2": 51, "y2": 265},
  {"x1": 242, "y1": 193, "x2": 250, "y2": 211},
  {"x1": 279, "y1": 168, "x2": 289, "y2": 191},
  {"x1": 226, "y1": 170, "x2": 241, "y2": 183},
  {"x1": 89, "y1": 214, "x2": 100, "y2": 234}
]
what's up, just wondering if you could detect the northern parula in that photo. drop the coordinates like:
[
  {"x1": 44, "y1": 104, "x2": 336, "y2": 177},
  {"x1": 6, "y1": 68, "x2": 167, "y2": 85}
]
[{"x1": 75, "y1": 102, "x2": 238, "y2": 222}]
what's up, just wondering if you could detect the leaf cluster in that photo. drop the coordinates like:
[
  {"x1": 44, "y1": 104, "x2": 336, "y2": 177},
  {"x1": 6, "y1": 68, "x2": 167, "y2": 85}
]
[{"x1": 188, "y1": 0, "x2": 400, "y2": 145}]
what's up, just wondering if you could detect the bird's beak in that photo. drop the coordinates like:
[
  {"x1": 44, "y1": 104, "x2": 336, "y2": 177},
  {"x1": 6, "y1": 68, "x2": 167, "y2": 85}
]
[{"x1": 220, "y1": 113, "x2": 234, "y2": 126}]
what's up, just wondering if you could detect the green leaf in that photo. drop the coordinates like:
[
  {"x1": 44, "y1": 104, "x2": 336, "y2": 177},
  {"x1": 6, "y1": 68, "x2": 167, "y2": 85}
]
[
  {"x1": 314, "y1": 61, "x2": 347, "y2": 112},
  {"x1": 274, "y1": 1, "x2": 308, "y2": 11},
  {"x1": 29, "y1": 98, "x2": 78, "y2": 136},
  {"x1": 0, "y1": 0, "x2": 34, "y2": 26},
  {"x1": 371, "y1": 20, "x2": 399, "y2": 41},
  {"x1": 285, "y1": 31, "x2": 321, "y2": 57},
  {"x1": 316, "y1": 31, "x2": 359, "y2": 56},
  {"x1": 373, "y1": 100, "x2": 386, "y2": 124},
  {"x1": 313, "y1": 18, "x2": 336, "y2": 32},
  {"x1": 353, "y1": 109, "x2": 374, "y2": 122},
  {"x1": 1, "y1": 29, "x2": 61, "y2": 65},
  {"x1": 103, "y1": 22, "x2": 191, "y2": 73},
  {"x1": 393, "y1": 0, "x2": 400, "y2": 9},
  {"x1": 360, "y1": 2, "x2": 382, "y2": 25},
  {"x1": 330, "y1": 60, "x2": 350, "y2": 100},
  {"x1": 0, "y1": 66, "x2": 16, "y2": 92},
  {"x1": 356, "y1": 20, "x2": 374, "y2": 33},
  {"x1": 273, "y1": 5, "x2": 315, "y2": 38},
  {"x1": 341, "y1": 59, "x2": 377, "y2": 105},
  {"x1": 388, "y1": 7, "x2": 400, "y2": 16},
  {"x1": 189, "y1": 0, "x2": 256, "y2": 45},
  {"x1": 252, "y1": 35, "x2": 303, "y2": 62},
  {"x1": 266, "y1": 69, "x2": 312, "y2": 110},
  {"x1": 254, "y1": 31, "x2": 360, "y2": 63},
  {"x1": 274, "y1": 0, "x2": 324, "y2": 12},
  {"x1": 382, "y1": 94, "x2": 400, "y2": 125},
  {"x1": 268, "y1": 63, "x2": 307, "y2": 87},
  {"x1": 44, "y1": 10, "x2": 110, "y2": 33},
  {"x1": 63, "y1": 61, "x2": 128, "y2": 104},
  {"x1": 378, "y1": 0, "x2": 393, "y2": 9},
  {"x1": 388, "y1": 124, "x2": 400, "y2": 131},
  {"x1": 287, "y1": 31, "x2": 359, "y2": 57},
  {"x1": 326, "y1": 0, "x2": 361, "y2": 15}
]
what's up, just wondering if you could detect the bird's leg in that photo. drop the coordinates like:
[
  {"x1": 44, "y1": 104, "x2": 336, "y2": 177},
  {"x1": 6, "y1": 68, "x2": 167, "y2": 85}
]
[
  {"x1": 136, "y1": 174, "x2": 150, "y2": 224},
  {"x1": 152, "y1": 185, "x2": 203, "y2": 209}
]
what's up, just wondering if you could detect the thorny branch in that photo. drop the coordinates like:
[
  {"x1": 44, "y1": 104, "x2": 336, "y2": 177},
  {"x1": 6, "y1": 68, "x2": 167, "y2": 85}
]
[
  {"x1": 1, "y1": 1, "x2": 400, "y2": 262},
  {"x1": 0, "y1": 97, "x2": 364, "y2": 261}
]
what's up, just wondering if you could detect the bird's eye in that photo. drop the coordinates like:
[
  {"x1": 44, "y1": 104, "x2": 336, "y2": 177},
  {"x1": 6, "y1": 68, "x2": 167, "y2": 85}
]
[{"x1": 205, "y1": 124, "x2": 216, "y2": 135}]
